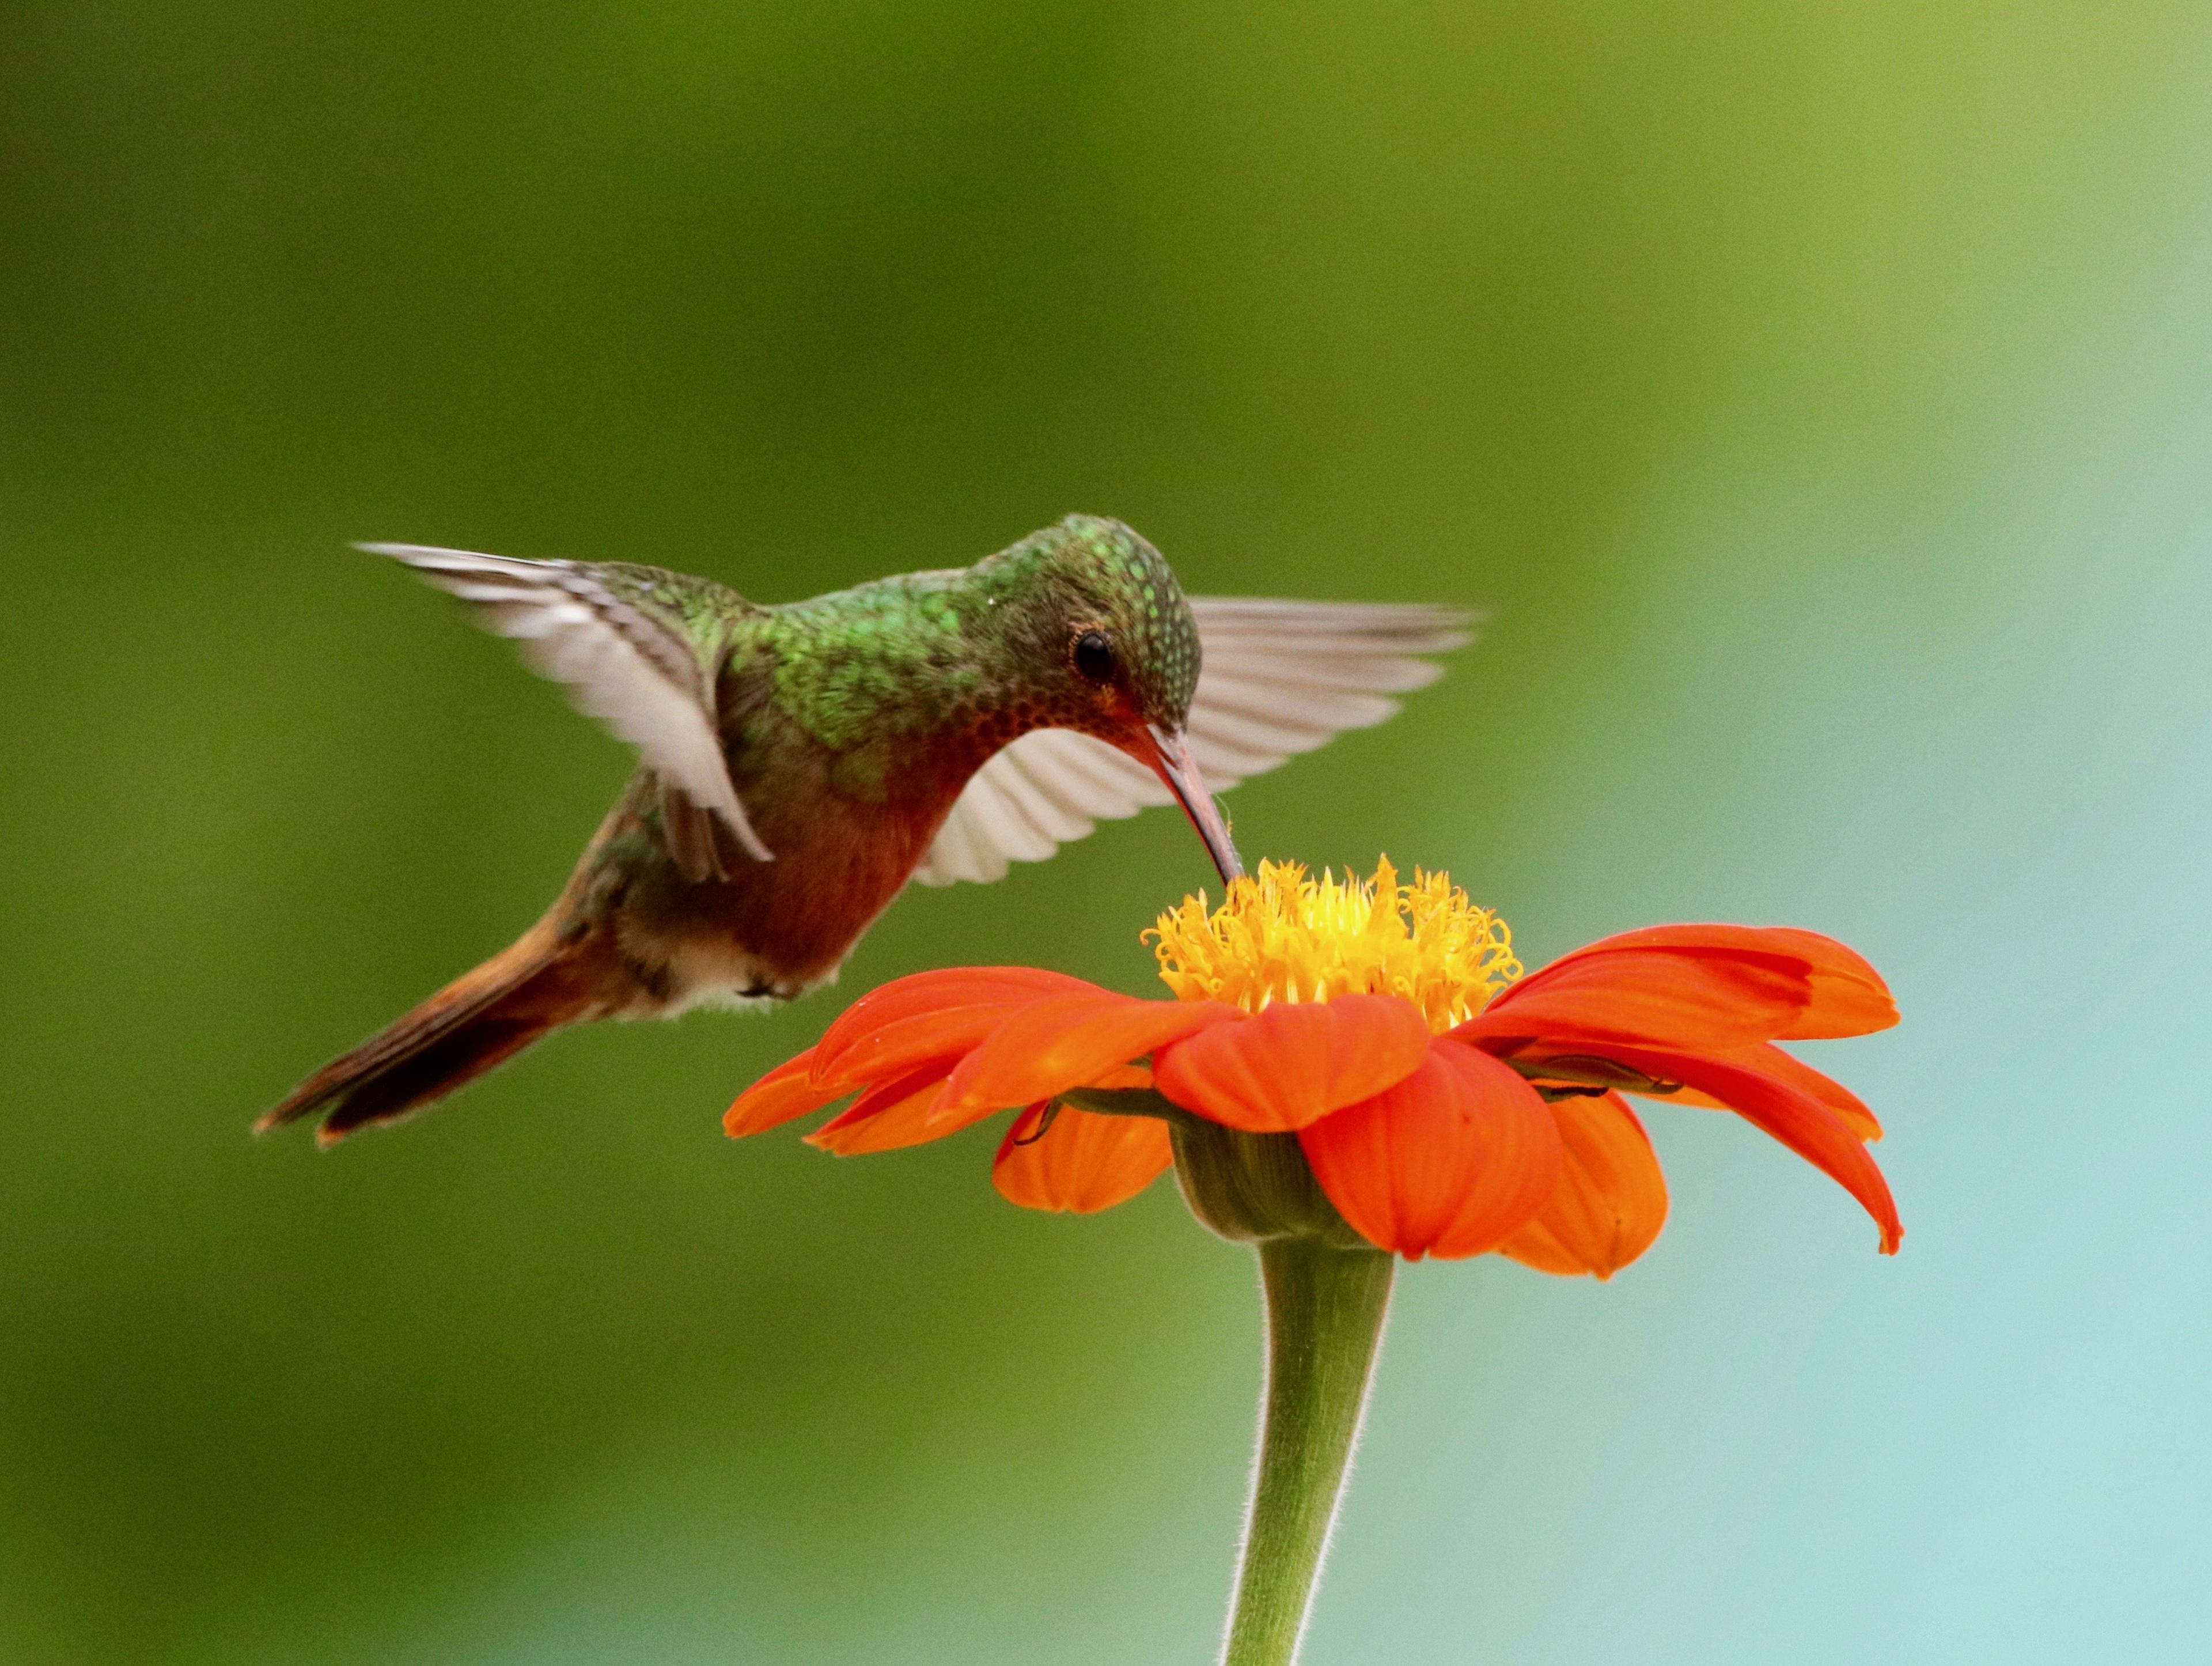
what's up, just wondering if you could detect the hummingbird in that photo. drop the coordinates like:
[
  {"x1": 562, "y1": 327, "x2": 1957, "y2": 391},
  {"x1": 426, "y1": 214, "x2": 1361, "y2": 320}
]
[{"x1": 259, "y1": 515, "x2": 1471, "y2": 1144}]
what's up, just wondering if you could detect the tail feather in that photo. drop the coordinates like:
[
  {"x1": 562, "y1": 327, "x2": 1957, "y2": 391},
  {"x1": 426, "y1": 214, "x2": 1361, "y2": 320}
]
[{"x1": 256, "y1": 925, "x2": 580, "y2": 1144}]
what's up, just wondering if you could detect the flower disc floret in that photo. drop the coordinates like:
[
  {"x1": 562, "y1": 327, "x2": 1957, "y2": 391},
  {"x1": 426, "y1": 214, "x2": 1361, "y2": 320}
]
[{"x1": 1147, "y1": 858, "x2": 1521, "y2": 1032}]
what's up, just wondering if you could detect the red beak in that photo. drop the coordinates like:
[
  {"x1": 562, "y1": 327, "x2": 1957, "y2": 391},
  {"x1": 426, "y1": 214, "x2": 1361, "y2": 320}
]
[{"x1": 1134, "y1": 723, "x2": 1244, "y2": 884}]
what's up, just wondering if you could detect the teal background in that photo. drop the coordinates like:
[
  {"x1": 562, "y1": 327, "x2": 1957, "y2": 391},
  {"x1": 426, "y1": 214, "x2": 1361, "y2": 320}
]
[{"x1": 5, "y1": 4, "x2": 2210, "y2": 1661}]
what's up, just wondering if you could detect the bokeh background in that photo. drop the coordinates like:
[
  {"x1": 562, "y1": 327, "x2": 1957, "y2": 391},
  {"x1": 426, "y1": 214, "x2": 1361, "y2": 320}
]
[{"x1": 6, "y1": 3, "x2": 2211, "y2": 1661}]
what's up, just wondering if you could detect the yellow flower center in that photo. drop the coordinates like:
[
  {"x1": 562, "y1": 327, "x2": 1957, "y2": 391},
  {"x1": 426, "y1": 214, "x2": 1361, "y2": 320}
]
[{"x1": 1146, "y1": 857, "x2": 1522, "y2": 1033}]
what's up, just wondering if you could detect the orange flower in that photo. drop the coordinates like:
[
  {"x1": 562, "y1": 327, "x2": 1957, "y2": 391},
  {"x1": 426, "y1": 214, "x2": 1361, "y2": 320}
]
[{"x1": 725, "y1": 861, "x2": 1901, "y2": 1273}]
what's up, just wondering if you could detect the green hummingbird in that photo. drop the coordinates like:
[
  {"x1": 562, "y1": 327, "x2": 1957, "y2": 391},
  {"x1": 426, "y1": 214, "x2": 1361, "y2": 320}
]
[{"x1": 259, "y1": 515, "x2": 1471, "y2": 1144}]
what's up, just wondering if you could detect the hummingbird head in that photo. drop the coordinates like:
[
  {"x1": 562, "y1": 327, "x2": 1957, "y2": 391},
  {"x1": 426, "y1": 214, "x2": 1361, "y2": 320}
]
[{"x1": 979, "y1": 515, "x2": 1243, "y2": 883}]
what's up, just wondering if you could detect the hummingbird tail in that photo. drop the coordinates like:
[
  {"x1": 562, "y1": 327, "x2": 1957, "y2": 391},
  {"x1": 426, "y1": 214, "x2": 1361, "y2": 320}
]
[{"x1": 255, "y1": 923, "x2": 589, "y2": 1145}]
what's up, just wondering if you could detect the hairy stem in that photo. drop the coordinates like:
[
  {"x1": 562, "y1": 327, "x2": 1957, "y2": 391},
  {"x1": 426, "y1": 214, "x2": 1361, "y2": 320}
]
[{"x1": 1221, "y1": 1239, "x2": 1395, "y2": 1666}]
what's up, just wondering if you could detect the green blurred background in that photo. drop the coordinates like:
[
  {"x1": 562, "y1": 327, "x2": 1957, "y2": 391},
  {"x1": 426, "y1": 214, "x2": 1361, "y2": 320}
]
[{"x1": 5, "y1": 3, "x2": 2210, "y2": 1661}]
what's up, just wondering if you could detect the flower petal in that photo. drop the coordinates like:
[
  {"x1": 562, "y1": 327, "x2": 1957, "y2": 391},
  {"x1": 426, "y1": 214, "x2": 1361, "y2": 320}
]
[
  {"x1": 810, "y1": 967, "x2": 1099, "y2": 1086},
  {"x1": 1494, "y1": 1093, "x2": 1668, "y2": 1278},
  {"x1": 938, "y1": 991, "x2": 1243, "y2": 1126},
  {"x1": 993, "y1": 1104, "x2": 1174, "y2": 1213},
  {"x1": 1755, "y1": 928, "x2": 1897, "y2": 1039},
  {"x1": 807, "y1": 1009, "x2": 1025, "y2": 1096},
  {"x1": 1528, "y1": 925, "x2": 1896, "y2": 1040},
  {"x1": 725, "y1": 1047, "x2": 844, "y2": 1138},
  {"x1": 1298, "y1": 1040, "x2": 1562, "y2": 1259},
  {"x1": 1595, "y1": 1043, "x2": 1902, "y2": 1254},
  {"x1": 1153, "y1": 994, "x2": 1434, "y2": 1133},
  {"x1": 1668, "y1": 1042, "x2": 1882, "y2": 1141},
  {"x1": 1463, "y1": 949, "x2": 1806, "y2": 1053},
  {"x1": 806, "y1": 1063, "x2": 958, "y2": 1154}
]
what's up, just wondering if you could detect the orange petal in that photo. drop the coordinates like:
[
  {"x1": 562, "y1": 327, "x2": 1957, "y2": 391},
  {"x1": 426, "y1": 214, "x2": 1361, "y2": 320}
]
[
  {"x1": 807, "y1": 1008, "x2": 1025, "y2": 1096},
  {"x1": 725, "y1": 1047, "x2": 845, "y2": 1137},
  {"x1": 1152, "y1": 994, "x2": 1433, "y2": 1133},
  {"x1": 1537, "y1": 924, "x2": 1896, "y2": 1041},
  {"x1": 811, "y1": 967, "x2": 1099, "y2": 1085},
  {"x1": 808, "y1": 1065, "x2": 961, "y2": 1155},
  {"x1": 1463, "y1": 949, "x2": 1806, "y2": 1053},
  {"x1": 1298, "y1": 1040, "x2": 1562, "y2": 1259},
  {"x1": 1494, "y1": 1093, "x2": 1668, "y2": 1278},
  {"x1": 1756, "y1": 928, "x2": 1897, "y2": 1039},
  {"x1": 1668, "y1": 1042, "x2": 1882, "y2": 1141},
  {"x1": 993, "y1": 1104, "x2": 1174, "y2": 1213},
  {"x1": 938, "y1": 992, "x2": 1243, "y2": 1125},
  {"x1": 1597, "y1": 1043, "x2": 1902, "y2": 1254}
]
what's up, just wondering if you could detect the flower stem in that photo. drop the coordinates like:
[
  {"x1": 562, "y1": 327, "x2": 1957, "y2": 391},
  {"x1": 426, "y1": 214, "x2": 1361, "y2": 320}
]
[{"x1": 1221, "y1": 1238, "x2": 1395, "y2": 1666}]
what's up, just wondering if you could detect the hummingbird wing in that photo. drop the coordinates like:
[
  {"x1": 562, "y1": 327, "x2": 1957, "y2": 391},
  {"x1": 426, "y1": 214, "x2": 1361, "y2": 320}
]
[
  {"x1": 911, "y1": 728, "x2": 1168, "y2": 885},
  {"x1": 360, "y1": 544, "x2": 774, "y2": 864},
  {"x1": 912, "y1": 598, "x2": 1475, "y2": 885}
]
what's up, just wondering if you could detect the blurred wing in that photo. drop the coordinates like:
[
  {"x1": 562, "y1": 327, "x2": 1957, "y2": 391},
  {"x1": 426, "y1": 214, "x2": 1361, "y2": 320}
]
[
  {"x1": 1179, "y1": 596, "x2": 1475, "y2": 787},
  {"x1": 362, "y1": 543, "x2": 772, "y2": 864},
  {"x1": 912, "y1": 597, "x2": 1475, "y2": 887},
  {"x1": 910, "y1": 729, "x2": 1169, "y2": 886}
]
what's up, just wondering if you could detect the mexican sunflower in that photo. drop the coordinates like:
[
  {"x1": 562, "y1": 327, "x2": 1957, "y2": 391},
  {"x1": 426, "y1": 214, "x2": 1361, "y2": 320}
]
[{"x1": 725, "y1": 859, "x2": 1900, "y2": 1271}]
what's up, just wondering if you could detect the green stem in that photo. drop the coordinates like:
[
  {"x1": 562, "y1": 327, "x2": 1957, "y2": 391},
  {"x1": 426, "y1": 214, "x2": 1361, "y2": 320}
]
[
  {"x1": 1221, "y1": 1239, "x2": 1396, "y2": 1666},
  {"x1": 1058, "y1": 1083, "x2": 1205, "y2": 1133}
]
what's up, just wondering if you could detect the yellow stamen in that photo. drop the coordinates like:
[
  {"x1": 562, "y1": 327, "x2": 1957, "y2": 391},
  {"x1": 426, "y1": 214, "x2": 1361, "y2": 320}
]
[{"x1": 1146, "y1": 858, "x2": 1522, "y2": 1033}]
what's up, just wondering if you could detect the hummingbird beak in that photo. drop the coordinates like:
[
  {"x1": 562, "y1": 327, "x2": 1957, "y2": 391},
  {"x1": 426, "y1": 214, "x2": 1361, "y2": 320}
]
[{"x1": 1137, "y1": 723, "x2": 1245, "y2": 884}]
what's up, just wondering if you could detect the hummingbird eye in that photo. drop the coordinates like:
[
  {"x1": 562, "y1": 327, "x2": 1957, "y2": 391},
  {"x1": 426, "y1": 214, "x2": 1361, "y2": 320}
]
[{"x1": 1071, "y1": 629, "x2": 1116, "y2": 684}]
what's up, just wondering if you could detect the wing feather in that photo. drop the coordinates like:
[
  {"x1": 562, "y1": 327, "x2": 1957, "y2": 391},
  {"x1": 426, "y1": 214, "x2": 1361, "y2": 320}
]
[
  {"x1": 993, "y1": 750, "x2": 1094, "y2": 843},
  {"x1": 363, "y1": 543, "x2": 772, "y2": 863},
  {"x1": 912, "y1": 791, "x2": 1007, "y2": 887},
  {"x1": 913, "y1": 596, "x2": 1475, "y2": 886},
  {"x1": 971, "y1": 767, "x2": 1060, "y2": 862}
]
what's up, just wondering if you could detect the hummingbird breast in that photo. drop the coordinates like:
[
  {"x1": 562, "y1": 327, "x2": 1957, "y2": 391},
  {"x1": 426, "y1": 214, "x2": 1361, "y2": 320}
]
[{"x1": 579, "y1": 760, "x2": 958, "y2": 1018}]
